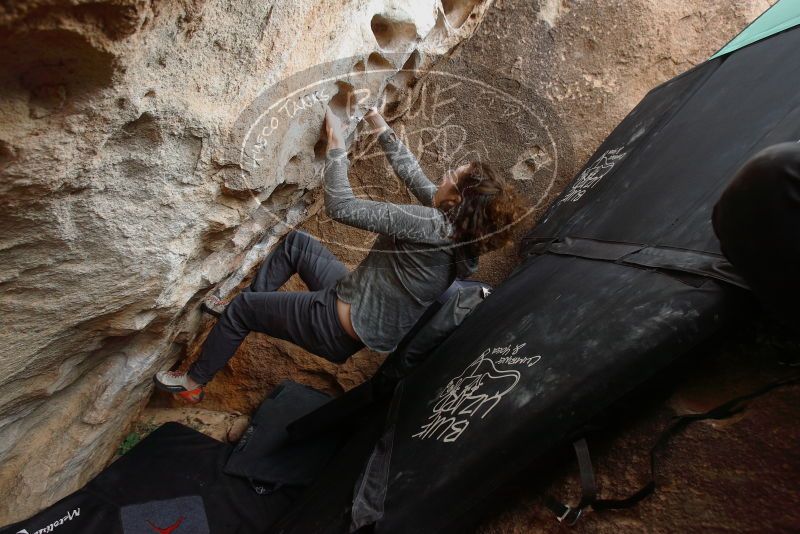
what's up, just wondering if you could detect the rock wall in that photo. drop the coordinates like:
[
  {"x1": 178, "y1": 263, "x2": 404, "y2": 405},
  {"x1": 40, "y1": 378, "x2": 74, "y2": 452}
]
[{"x1": 0, "y1": 0, "x2": 493, "y2": 523}]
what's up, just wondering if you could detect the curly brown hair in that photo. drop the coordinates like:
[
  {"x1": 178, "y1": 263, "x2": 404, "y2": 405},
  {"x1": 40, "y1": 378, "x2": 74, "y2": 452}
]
[{"x1": 445, "y1": 160, "x2": 527, "y2": 256}]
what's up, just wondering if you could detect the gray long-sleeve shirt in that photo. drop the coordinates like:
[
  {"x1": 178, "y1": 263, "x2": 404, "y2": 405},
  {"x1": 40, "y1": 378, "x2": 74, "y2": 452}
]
[{"x1": 324, "y1": 126, "x2": 477, "y2": 353}]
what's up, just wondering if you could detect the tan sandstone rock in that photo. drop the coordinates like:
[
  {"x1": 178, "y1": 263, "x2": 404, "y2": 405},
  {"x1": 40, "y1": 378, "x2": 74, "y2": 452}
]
[{"x1": 0, "y1": 0, "x2": 491, "y2": 523}]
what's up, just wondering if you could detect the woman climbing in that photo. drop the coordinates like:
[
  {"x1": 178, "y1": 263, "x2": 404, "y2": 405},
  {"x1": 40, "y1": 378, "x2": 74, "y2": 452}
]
[{"x1": 154, "y1": 104, "x2": 525, "y2": 402}]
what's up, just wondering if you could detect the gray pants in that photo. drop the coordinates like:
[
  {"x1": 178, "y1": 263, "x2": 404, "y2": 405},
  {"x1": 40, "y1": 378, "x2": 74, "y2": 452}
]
[{"x1": 188, "y1": 230, "x2": 365, "y2": 385}]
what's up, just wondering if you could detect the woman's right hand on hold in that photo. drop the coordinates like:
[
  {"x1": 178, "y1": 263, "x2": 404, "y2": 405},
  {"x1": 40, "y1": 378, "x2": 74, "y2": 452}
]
[
  {"x1": 364, "y1": 106, "x2": 389, "y2": 135},
  {"x1": 324, "y1": 104, "x2": 346, "y2": 152}
]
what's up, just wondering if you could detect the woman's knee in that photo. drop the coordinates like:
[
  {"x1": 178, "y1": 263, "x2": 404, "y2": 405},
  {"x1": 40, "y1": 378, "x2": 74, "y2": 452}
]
[
  {"x1": 282, "y1": 230, "x2": 309, "y2": 256},
  {"x1": 284, "y1": 229, "x2": 311, "y2": 248},
  {"x1": 284, "y1": 229, "x2": 326, "y2": 263},
  {"x1": 222, "y1": 294, "x2": 253, "y2": 328}
]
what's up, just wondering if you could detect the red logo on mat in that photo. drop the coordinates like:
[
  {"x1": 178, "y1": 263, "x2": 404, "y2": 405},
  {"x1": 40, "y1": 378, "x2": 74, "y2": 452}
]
[{"x1": 146, "y1": 516, "x2": 184, "y2": 534}]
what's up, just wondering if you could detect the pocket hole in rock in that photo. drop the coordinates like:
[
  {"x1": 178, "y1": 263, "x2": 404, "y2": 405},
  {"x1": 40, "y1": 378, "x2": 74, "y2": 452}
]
[
  {"x1": 382, "y1": 82, "x2": 403, "y2": 116},
  {"x1": 367, "y1": 51, "x2": 394, "y2": 73},
  {"x1": 364, "y1": 52, "x2": 394, "y2": 99},
  {"x1": 1, "y1": 28, "x2": 115, "y2": 113},
  {"x1": 442, "y1": 0, "x2": 482, "y2": 28},
  {"x1": 390, "y1": 50, "x2": 421, "y2": 89},
  {"x1": 328, "y1": 80, "x2": 358, "y2": 120},
  {"x1": 314, "y1": 137, "x2": 327, "y2": 160},
  {"x1": 370, "y1": 14, "x2": 418, "y2": 51}
]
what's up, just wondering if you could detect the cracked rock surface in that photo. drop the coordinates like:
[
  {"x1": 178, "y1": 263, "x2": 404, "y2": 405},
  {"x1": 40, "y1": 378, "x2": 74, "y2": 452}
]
[{"x1": 0, "y1": 0, "x2": 490, "y2": 523}]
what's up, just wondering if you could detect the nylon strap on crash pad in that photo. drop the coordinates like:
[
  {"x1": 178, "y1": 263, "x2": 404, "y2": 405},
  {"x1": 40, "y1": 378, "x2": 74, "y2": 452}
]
[
  {"x1": 522, "y1": 236, "x2": 750, "y2": 289},
  {"x1": 544, "y1": 374, "x2": 800, "y2": 525},
  {"x1": 542, "y1": 438, "x2": 596, "y2": 525}
]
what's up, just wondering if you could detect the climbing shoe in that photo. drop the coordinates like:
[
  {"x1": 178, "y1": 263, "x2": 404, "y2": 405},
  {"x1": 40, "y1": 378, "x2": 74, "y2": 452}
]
[
  {"x1": 153, "y1": 370, "x2": 205, "y2": 404},
  {"x1": 200, "y1": 293, "x2": 233, "y2": 318},
  {"x1": 177, "y1": 387, "x2": 205, "y2": 404}
]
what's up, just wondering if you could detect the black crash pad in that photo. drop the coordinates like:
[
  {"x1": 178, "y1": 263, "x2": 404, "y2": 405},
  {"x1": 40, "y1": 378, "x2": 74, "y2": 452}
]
[{"x1": 0, "y1": 422, "x2": 291, "y2": 534}]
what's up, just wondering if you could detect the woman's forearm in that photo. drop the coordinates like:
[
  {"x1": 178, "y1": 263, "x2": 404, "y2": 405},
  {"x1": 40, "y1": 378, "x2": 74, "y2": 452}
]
[
  {"x1": 378, "y1": 127, "x2": 437, "y2": 207},
  {"x1": 323, "y1": 148, "x2": 356, "y2": 221},
  {"x1": 364, "y1": 108, "x2": 436, "y2": 206},
  {"x1": 323, "y1": 149, "x2": 452, "y2": 244}
]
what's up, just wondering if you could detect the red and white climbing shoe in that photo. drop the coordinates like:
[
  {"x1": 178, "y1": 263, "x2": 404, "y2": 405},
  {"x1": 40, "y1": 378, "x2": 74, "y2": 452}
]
[{"x1": 153, "y1": 370, "x2": 205, "y2": 404}]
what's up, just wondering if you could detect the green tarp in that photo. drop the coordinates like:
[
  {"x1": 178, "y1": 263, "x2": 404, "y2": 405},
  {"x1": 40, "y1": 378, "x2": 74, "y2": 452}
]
[{"x1": 711, "y1": 0, "x2": 800, "y2": 59}]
